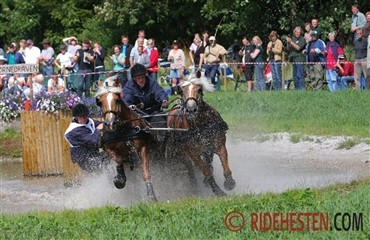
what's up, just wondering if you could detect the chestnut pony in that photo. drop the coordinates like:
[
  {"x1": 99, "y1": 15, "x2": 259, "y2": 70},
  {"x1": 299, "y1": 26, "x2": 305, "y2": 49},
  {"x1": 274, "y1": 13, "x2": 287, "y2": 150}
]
[
  {"x1": 95, "y1": 77, "x2": 157, "y2": 201},
  {"x1": 167, "y1": 71, "x2": 236, "y2": 196}
]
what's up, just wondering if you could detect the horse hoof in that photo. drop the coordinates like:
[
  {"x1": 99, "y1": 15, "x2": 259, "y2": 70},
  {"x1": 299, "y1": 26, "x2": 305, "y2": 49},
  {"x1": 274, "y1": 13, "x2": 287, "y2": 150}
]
[
  {"x1": 215, "y1": 189, "x2": 227, "y2": 197},
  {"x1": 148, "y1": 194, "x2": 158, "y2": 202},
  {"x1": 146, "y1": 182, "x2": 157, "y2": 202},
  {"x1": 113, "y1": 175, "x2": 126, "y2": 189},
  {"x1": 224, "y1": 177, "x2": 236, "y2": 191}
]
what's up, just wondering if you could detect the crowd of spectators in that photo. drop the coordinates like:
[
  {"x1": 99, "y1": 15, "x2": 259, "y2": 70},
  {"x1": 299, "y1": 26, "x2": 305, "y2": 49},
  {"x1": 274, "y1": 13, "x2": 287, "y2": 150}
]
[{"x1": 0, "y1": 4, "x2": 370, "y2": 98}]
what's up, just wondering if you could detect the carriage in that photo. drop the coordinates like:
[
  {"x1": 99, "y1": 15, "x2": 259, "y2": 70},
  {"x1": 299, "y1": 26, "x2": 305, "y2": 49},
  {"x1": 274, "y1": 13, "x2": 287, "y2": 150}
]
[{"x1": 95, "y1": 72, "x2": 235, "y2": 201}]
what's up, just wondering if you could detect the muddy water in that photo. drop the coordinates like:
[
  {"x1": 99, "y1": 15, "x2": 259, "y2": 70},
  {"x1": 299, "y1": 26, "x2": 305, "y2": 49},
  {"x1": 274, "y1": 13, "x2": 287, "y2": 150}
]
[{"x1": 1, "y1": 133, "x2": 369, "y2": 214}]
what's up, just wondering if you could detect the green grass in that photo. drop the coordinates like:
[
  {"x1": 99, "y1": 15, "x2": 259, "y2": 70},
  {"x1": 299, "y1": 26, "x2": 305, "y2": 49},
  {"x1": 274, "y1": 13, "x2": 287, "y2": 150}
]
[
  {"x1": 337, "y1": 138, "x2": 361, "y2": 150},
  {"x1": 203, "y1": 90, "x2": 370, "y2": 138},
  {"x1": 1, "y1": 178, "x2": 369, "y2": 239},
  {"x1": 0, "y1": 127, "x2": 22, "y2": 157}
]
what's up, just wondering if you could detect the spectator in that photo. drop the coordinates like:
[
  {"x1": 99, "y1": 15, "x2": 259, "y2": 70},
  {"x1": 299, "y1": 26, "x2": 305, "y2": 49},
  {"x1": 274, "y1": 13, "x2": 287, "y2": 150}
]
[
  {"x1": 201, "y1": 30, "x2": 209, "y2": 48},
  {"x1": 351, "y1": 4, "x2": 366, "y2": 42},
  {"x1": 325, "y1": 32, "x2": 344, "y2": 92},
  {"x1": 189, "y1": 37, "x2": 205, "y2": 72},
  {"x1": 0, "y1": 55, "x2": 7, "y2": 92},
  {"x1": 111, "y1": 45, "x2": 126, "y2": 87},
  {"x1": 336, "y1": 54, "x2": 354, "y2": 90},
  {"x1": 239, "y1": 36, "x2": 255, "y2": 91},
  {"x1": 74, "y1": 39, "x2": 95, "y2": 97},
  {"x1": 168, "y1": 40, "x2": 186, "y2": 87},
  {"x1": 0, "y1": 47, "x2": 4, "y2": 56},
  {"x1": 24, "y1": 39, "x2": 40, "y2": 64},
  {"x1": 133, "y1": 45, "x2": 150, "y2": 67},
  {"x1": 54, "y1": 45, "x2": 74, "y2": 76},
  {"x1": 134, "y1": 30, "x2": 148, "y2": 48},
  {"x1": 93, "y1": 42, "x2": 107, "y2": 85},
  {"x1": 363, "y1": 11, "x2": 370, "y2": 39},
  {"x1": 32, "y1": 74, "x2": 46, "y2": 95},
  {"x1": 306, "y1": 30, "x2": 326, "y2": 90},
  {"x1": 304, "y1": 22, "x2": 312, "y2": 43},
  {"x1": 4, "y1": 43, "x2": 25, "y2": 65},
  {"x1": 250, "y1": 36, "x2": 266, "y2": 91},
  {"x1": 121, "y1": 35, "x2": 134, "y2": 83},
  {"x1": 130, "y1": 37, "x2": 145, "y2": 68},
  {"x1": 7, "y1": 74, "x2": 28, "y2": 97},
  {"x1": 47, "y1": 73, "x2": 65, "y2": 93},
  {"x1": 123, "y1": 63, "x2": 168, "y2": 115},
  {"x1": 63, "y1": 36, "x2": 81, "y2": 73},
  {"x1": 144, "y1": 38, "x2": 159, "y2": 82},
  {"x1": 18, "y1": 39, "x2": 27, "y2": 60},
  {"x1": 38, "y1": 39, "x2": 55, "y2": 77},
  {"x1": 266, "y1": 31, "x2": 283, "y2": 90},
  {"x1": 62, "y1": 36, "x2": 81, "y2": 56},
  {"x1": 2, "y1": 75, "x2": 15, "y2": 94},
  {"x1": 286, "y1": 26, "x2": 306, "y2": 90},
  {"x1": 353, "y1": 28, "x2": 368, "y2": 90},
  {"x1": 64, "y1": 103, "x2": 108, "y2": 172},
  {"x1": 189, "y1": 33, "x2": 201, "y2": 54},
  {"x1": 204, "y1": 36, "x2": 227, "y2": 87},
  {"x1": 311, "y1": 18, "x2": 322, "y2": 39}
]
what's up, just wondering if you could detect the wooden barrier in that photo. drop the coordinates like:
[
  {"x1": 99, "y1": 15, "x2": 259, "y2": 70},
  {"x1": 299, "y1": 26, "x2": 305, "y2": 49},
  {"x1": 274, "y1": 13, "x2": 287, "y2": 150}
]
[{"x1": 21, "y1": 111, "x2": 80, "y2": 182}]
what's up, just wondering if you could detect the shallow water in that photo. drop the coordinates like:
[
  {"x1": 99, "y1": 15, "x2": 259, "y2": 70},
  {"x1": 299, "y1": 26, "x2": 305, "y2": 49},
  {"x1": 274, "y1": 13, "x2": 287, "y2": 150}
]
[{"x1": 1, "y1": 134, "x2": 369, "y2": 214}]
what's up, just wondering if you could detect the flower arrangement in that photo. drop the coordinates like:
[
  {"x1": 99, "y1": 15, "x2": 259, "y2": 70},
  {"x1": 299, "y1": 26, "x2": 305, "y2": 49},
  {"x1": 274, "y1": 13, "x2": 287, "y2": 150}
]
[
  {"x1": 0, "y1": 91, "x2": 102, "y2": 122},
  {"x1": 0, "y1": 94, "x2": 25, "y2": 122}
]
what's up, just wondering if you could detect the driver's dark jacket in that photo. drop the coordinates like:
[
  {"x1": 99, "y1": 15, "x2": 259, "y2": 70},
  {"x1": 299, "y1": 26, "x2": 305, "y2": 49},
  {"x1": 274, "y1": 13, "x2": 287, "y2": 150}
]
[{"x1": 123, "y1": 76, "x2": 168, "y2": 114}]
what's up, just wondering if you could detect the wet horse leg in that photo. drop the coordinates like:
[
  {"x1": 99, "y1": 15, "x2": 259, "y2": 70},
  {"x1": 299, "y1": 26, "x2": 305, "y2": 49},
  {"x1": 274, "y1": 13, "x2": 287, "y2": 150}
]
[
  {"x1": 188, "y1": 149, "x2": 226, "y2": 196},
  {"x1": 216, "y1": 144, "x2": 236, "y2": 191},
  {"x1": 140, "y1": 145, "x2": 157, "y2": 201},
  {"x1": 106, "y1": 144, "x2": 128, "y2": 189}
]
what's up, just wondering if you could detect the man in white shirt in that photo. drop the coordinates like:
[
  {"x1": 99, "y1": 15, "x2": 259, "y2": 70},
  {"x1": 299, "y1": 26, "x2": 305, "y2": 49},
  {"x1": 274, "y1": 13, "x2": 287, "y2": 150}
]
[
  {"x1": 38, "y1": 39, "x2": 55, "y2": 77},
  {"x1": 24, "y1": 39, "x2": 41, "y2": 64}
]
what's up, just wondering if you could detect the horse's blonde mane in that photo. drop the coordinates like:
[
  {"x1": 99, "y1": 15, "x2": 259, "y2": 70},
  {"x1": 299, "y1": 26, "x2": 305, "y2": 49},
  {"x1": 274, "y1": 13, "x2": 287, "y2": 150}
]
[
  {"x1": 181, "y1": 73, "x2": 215, "y2": 92},
  {"x1": 95, "y1": 86, "x2": 122, "y2": 98}
]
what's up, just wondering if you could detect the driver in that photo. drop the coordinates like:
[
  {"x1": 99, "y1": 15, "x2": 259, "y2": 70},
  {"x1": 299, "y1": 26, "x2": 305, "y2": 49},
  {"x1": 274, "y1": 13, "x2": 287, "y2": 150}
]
[
  {"x1": 123, "y1": 63, "x2": 168, "y2": 115},
  {"x1": 64, "y1": 103, "x2": 108, "y2": 172}
]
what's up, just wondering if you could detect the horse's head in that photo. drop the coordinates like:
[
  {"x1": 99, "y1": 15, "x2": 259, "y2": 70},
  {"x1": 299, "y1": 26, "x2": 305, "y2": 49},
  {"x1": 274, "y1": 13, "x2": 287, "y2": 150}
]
[
  {"x1": 95, "y1": 80, "x2": 123, "y2": 131},
  {"x1": 180, "y1": 71, "x2": 215, "y2": 119}
]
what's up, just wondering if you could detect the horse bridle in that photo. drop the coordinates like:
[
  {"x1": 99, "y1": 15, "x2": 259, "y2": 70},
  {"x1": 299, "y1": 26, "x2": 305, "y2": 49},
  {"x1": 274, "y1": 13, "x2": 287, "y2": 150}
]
[
  {"x1": 182, "y1": 88, "x2": 203, "y2": 109},
  {"x1": 97, "y1": 95, "x2": 123, "y2": 128}
]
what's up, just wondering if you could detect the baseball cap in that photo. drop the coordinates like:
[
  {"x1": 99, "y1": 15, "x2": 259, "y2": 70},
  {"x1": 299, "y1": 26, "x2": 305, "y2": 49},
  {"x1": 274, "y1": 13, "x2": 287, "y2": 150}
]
[{"x1": 209, "y1": 36, "x2": 216, "y2": 41}]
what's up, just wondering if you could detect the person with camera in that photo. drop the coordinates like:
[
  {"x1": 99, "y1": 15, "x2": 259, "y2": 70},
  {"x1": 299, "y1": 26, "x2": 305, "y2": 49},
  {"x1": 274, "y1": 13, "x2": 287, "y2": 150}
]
[
  {"x1": 305, "y1": 30, "x2": 326, "y2": 90},
  {"x1": 266, "y1": 31, "x2": 283, "y2": 90},
  {"x1": 74, "y1": 39, "x2": 95, "y2": 97}
]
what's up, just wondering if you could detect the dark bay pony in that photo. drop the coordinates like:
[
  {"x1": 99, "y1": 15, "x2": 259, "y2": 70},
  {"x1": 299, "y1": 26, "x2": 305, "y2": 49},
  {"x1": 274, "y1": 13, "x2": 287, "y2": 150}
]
[
  {"x1": 167, "y1": 72, "x2": 236, "y2": 196},
  {"x1": 95, "y1": 77, "x2": 157, "y2": 201}
]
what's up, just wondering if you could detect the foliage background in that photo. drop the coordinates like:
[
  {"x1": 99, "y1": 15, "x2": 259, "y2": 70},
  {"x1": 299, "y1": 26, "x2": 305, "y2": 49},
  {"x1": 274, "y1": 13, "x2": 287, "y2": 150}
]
[{"x1": 1, "y1": 0, "x2": 370, "y2": 55}]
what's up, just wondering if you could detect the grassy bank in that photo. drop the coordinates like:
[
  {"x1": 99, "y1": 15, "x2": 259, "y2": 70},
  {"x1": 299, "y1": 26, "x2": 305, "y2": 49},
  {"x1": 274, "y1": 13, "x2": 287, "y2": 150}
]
[
  {"x1": 0, "y1": 127, "x2": 22, "y2": 158},
  {"x1": 204, "y1": 90, "x2": 370, "y2": 138},
  {"x1": 1, "y1": 178, "x2": 369, "y2": 239}
]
